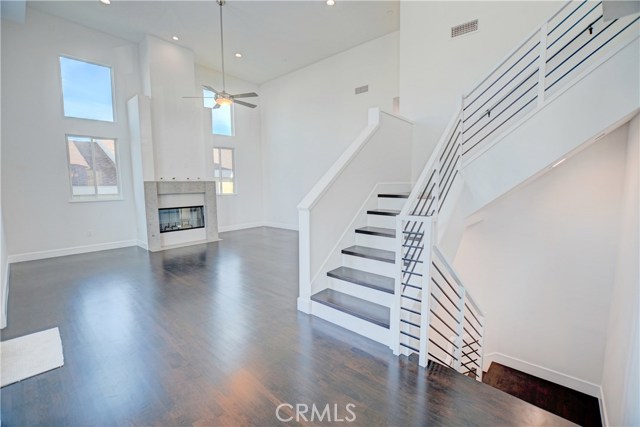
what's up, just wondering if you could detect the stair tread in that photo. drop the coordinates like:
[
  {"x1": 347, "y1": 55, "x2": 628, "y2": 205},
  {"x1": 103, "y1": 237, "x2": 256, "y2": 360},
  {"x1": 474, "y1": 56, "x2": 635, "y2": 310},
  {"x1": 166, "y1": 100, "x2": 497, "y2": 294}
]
[
  {"x1": 342, "y1": 245, "x2": 395, "y2": 263},
  {"x1": 355, "y1": 226, "x2": 396, "y2": 238},
  {"x1": 378, "y1": 193, "x2": 410, "y2": 198},
  {"x1": 327, "y1": 266, "x2": 394, "y2": 294},
  {"x1": 311, "y1": 289, "x2": 390, "y2": 328},
  {"x1": 367, "y1": 209, "x2": 401, "y2": 216}
]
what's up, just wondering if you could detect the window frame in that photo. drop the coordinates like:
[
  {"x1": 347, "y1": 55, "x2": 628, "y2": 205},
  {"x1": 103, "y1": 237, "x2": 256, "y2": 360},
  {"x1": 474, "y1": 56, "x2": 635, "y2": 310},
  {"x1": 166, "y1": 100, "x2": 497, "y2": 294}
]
[
  {"x1": 203, "y1": 87, "x2": 235, "y2": 137},
  {"x1": 59, "y1": 55, "x2": 116, "y2": 123},
  {"x1": 65, "y1": 134, "x2": 123, "y2": 202},
  {"x1": 212, "y1": 147, "x2": 236, "y2": 196}
]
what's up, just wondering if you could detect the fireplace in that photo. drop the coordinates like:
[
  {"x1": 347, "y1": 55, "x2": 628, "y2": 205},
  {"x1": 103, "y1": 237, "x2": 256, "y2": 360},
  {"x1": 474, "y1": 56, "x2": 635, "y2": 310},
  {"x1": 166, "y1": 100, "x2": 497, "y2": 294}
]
[
  {"x1": 141, "y1": 181, "x2": 219, "y2": 251},
  {"x1": 158, "y1": 206, "x2": 204, "y2": 233}
]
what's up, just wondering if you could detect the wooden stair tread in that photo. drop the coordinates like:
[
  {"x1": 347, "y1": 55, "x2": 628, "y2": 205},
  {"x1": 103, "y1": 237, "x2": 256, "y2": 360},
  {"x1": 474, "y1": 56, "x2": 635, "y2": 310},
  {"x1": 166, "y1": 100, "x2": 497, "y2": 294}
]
[
  {"x1": 342, "y1": 245, "x2": 395, "y2": 263},
  {"x1": 327, "y1": 266, "x2": 394, "y2": 294},
  {"x1": 367, "y1": 209, "x2": 401, "y2": 216},
  {"x1": 311, "y1": 289, "x2": 390, "y2": 328},
  {"x1": 377, "y1": 193, "x2": 410, "y2": 198},
  {"x1": 355, "y1": 226, "x2": 395, "y2": 238}
]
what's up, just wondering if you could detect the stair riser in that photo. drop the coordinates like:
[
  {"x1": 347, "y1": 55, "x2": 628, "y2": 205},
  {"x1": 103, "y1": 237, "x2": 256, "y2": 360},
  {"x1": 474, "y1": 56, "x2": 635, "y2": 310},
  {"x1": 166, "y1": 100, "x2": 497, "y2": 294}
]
[
  {"x1": 377, "y1": 197, "x2": 407, "y2": 211},
  {"x1": 342, "y1": 255, "x2": 397, "y2": 277},
  {"x1": 367, "y1": 214, "x2": 397, "y2": 229},
  {"x1": 311, "y1": 301, "x2": 391, "y2": 346},
  {"x1": 355, "y1": 233, "x2": 396, "y2": 251},
  {"x1": 328, "y1": 277, "x2": 394, "y2": 307}
]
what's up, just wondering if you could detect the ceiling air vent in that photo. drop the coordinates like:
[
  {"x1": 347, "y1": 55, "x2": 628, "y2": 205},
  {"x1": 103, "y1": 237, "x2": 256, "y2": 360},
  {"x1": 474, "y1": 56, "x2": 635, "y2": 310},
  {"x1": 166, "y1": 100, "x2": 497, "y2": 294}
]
[
  {"x1": 451, "y1": 19, "x2": 478, "y2": 38},
  {"x1": 355, "y1": 85, "x2": 369, "y2": 95}
]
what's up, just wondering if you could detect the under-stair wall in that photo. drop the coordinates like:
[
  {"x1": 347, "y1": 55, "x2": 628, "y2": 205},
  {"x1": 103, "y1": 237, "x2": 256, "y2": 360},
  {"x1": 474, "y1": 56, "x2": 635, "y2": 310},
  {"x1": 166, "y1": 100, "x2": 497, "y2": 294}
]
[{"x1": 298, "y1": 108, "x2": 413, "y2": 313}]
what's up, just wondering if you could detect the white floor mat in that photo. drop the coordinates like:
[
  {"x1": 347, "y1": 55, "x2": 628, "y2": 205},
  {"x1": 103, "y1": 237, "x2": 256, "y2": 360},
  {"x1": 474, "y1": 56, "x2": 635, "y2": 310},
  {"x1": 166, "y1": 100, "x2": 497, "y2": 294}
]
[{"x1": 1, "y1": 327, "x2": 64, "y2": 387}]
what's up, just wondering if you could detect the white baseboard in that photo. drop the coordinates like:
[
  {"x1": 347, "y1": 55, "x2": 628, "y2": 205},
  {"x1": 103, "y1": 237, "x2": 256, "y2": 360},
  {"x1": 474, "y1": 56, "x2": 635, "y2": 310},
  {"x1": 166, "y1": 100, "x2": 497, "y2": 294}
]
[
  {"x1": 598, "y1": 386, "x2": 609, "y2": 427},
  {"x1": 264, "y1": 221, "x2": 299, "y2": 231},
  {"x1": 1, "y1": 263, "x2": 9, "y2": 329},
  {"x1": 137, "y1": 240, "x2": 149, "y2": 250},
  {"x1": 483, "y1": 352, "x2": 601, "y2": 398},
  {"x1": 297, "y1": 297, "x2": 311, "y2": 314},
  {"x1": 218, "y1": 221, "x2": 266, "y2": 233},
  {"x1": 7, "y1": 240, "x2": 138, "y2": 263}
]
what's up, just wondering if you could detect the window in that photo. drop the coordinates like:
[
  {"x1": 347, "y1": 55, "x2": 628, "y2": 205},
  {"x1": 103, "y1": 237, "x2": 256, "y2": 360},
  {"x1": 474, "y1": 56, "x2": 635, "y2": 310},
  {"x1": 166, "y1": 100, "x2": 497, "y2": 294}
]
[
  {"x1": 66, "y1": 135, "x2": 120, "y2": 200},
  {"x1": 203, "y1": 88, "x2": 234, "y2": 136},
  {"x1": 60, "y1": 56, "x2": 114, "y2": 122},
  {"x1": 213, "y1": 148, "x2": 235, "y2": 195}
]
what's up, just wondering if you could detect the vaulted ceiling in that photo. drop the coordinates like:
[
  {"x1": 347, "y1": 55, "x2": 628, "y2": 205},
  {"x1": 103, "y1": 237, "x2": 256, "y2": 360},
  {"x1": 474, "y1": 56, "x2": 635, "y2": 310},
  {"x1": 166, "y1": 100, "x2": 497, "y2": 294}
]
[{"x1": 28, "y1": 0, "x2": 399, "y2": 84}]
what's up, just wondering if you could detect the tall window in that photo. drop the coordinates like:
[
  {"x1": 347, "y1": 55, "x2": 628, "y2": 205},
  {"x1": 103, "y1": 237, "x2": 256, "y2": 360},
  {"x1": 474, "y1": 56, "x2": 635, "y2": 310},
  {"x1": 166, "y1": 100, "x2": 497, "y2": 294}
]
[
  {"x1": 60, "y1": 56, "x2": 114, "y2": 122},
  {"x1": 203, "y1": 88, "x2": 234, "y2": 136},
  {"x1": 213, "y1": 148, "x2": 235, "y2": 195},
  {"x1": 66, "y1": 135, "x2": 120, "y2": 200}
]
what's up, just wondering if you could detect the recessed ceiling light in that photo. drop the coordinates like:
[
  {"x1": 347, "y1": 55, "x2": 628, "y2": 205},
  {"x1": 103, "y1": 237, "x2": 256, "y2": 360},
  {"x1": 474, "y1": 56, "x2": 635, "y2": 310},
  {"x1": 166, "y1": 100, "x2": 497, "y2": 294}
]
[
  {"x1": 552, "y1": 158, "x2": 566, "y2": 168},
  {"x1": 235, "y1": 53, "x2": 243, "y2": 58},
  {"x1": 172, "y1": 36, "x2": 179, "y2": 41},
  {"x1": 326, "y1": 0, "x2": 335, "y2": 6},
  {"x1": 99, "y1": 0, "x2": 111, "y2": 4}
]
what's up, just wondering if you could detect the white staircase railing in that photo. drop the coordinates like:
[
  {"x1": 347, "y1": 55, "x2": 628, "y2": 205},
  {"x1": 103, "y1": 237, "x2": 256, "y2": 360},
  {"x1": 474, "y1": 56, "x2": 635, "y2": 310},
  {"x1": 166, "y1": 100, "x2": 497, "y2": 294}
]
[{"x1": 392, "y1": 0, "x2": 639, "y2": 377}]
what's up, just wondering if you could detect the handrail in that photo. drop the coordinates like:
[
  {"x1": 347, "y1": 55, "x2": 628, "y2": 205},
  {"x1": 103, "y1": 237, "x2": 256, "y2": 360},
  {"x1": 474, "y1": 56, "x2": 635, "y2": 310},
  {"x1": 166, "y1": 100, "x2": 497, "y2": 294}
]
[
  {"x1": 297, "y1": 108, "x2": 380, "y2": 211},
  {"x1": 399, "y1": 106, "x2": 462, "y2": 218},
  {"x1": 432, "y1": 246, "x2": 483, "y2": 316}
]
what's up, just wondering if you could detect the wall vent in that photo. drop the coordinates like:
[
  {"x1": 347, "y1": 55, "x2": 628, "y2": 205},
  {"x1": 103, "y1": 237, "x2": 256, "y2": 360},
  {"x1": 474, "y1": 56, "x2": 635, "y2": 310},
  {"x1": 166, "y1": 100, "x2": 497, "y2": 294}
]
[
  {"x1": 451, "y1": 19, "x2": 478, "y2": 38},
  {"x1": 355, "y1": 85, "x2": 369, "y2": 95}
]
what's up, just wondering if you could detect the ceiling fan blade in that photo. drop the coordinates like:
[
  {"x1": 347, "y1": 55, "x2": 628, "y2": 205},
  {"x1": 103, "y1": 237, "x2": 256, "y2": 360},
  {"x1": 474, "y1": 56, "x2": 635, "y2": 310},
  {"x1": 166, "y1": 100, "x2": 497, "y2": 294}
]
[
  {"x1": 231, "y1": 92, "x2": 258, "y2": 99},
  {"x1": 183, "y1": 96, "x2": 216, "y2": 99},
  {"x1": 212, "y1": 103, "x2": 221, "y2": 109},
  {"x1": 203, "y1": 85, "x2": 220, "y2": 93},
  {"x1": 234, "y1": 100, "x2": 257, "y2": 109}
]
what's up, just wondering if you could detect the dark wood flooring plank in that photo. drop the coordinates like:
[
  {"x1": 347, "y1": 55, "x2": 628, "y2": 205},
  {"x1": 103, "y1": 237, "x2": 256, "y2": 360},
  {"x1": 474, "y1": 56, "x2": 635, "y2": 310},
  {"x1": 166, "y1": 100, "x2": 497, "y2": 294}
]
[
  {"x1": 1, "y1": 227, "x2": 572, "y2": 426},
  {"x1": 483, "y1": 362, "x2": 601, "y2": 427}
]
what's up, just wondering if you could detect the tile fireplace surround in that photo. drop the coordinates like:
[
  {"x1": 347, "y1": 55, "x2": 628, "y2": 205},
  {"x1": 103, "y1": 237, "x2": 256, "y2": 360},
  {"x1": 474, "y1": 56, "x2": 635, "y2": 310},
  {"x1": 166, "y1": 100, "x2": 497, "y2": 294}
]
[{"x1": 143, "y1": 181, "x2": 219, "y2": 251}]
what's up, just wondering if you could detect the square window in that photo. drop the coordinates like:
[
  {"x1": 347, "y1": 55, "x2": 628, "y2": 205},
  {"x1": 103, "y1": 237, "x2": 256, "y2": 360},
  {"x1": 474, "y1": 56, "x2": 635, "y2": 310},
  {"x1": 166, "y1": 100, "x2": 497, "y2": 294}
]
[
  {"x1": 203, "y1": 88, "x2": 234, "y2": 136},
  {"x1": 213, "y1": 147, "x2": 235, "y2": 195},
  {"x1": 60, "y1": 56, "x2": 114, "y2": 122},
  {"x1": 67, "y1": 135, "x2": 120, "y2": 200}
]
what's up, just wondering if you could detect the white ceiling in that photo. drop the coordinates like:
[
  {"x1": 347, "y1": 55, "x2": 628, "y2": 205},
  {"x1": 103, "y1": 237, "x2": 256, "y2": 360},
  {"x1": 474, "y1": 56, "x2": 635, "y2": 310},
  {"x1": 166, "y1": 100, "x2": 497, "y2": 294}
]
[{"x1": 28, "y1": 0, "x2": 399, "y2": 84}]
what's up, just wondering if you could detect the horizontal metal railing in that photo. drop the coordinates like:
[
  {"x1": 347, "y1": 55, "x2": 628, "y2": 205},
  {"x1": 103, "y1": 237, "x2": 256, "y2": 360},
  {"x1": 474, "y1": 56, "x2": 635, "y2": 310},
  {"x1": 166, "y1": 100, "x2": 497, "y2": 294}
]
[
  {"x1": 392, "y1": 0, "x2": 638, "y2": 377},
  {"x1": 461, "y1": 0, "x2": 639, "y2": 158}
]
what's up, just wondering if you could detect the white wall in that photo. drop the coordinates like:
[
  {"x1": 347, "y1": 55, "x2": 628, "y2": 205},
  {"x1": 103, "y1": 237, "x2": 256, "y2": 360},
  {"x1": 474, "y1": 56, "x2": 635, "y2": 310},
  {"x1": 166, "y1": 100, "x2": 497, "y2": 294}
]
[
  {"x1": 195, "y1": 66, "x2": 264, "y2": 232},
  {"x1": 260, "y1": 32, "x2": 399, "y2": 229},
  {"x1": 1, "y1": 8, "x2": 141, "y2": 260},
  {"x1": 139, "y1": 35, "x2": 206, "y2": 181},
  {"x1": 601, "y1": 114, "x2": 640, "y2": 426},
  {"x1": 399, "y1": 1, "x2": 561, "y2": 178},
  {"x1": 454, "y1": 125, "x2": 629, "y2": 388}
]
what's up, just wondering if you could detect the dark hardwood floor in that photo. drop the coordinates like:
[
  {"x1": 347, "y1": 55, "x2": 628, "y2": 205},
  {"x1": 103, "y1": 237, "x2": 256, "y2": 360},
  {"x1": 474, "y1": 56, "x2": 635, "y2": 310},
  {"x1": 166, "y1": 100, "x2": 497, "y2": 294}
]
[
  {"x1": 1, "y1": 227, "x2": 573, "y2": 426},
  {"x1": 483, "y1": 362, "x2": 601, "y2": 427}
]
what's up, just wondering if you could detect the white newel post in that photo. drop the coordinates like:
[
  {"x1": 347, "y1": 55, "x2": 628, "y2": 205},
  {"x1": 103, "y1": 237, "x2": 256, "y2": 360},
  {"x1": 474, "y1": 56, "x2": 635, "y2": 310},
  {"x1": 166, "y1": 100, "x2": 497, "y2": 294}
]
[
  {"x1": 418, "y1": 217, "x2": 436, "y2": 367},
  {"x1": 537, "y1": 22, "x2": 549, "y2": 106},
  {"x1": 453, "y1": 287, "x2": 465, "y2": 372},
  {"x1": 297, "y1": 208, "x2": 312, "y2": 313},
  {"x1": 391, "y1": 215, "x2": 404, "y2": 355}
]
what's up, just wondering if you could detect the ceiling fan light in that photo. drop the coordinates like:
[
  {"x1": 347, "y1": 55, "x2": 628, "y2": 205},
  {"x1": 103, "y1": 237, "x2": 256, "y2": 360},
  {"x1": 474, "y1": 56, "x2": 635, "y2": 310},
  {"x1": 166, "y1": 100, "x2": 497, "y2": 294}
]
[
  {"x1": 326, "y1": 0, "x2": 335, "y2": 6},
  {"x1": 216, "y1": 97, "x2": 233, "y2": 106}
]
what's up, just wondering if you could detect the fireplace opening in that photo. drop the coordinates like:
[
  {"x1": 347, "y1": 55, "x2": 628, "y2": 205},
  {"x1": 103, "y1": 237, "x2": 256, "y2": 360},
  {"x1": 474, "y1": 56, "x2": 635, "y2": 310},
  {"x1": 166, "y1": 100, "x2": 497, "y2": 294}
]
[{"x1": 158, "y1": 206, "x2": 205, "y2": 233}]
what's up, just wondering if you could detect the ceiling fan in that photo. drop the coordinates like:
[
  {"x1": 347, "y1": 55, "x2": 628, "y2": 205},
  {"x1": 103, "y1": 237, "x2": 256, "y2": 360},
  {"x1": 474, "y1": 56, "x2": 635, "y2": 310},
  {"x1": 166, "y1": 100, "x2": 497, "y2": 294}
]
[{"x1": 184, "y1": 0, "x2": 258, "y2": 109}]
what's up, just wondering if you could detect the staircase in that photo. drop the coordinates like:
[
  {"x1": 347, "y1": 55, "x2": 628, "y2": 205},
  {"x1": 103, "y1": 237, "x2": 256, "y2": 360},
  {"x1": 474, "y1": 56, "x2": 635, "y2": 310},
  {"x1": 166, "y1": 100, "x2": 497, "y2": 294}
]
[
  {"x1": 299, "y1": 0, "x2": 639, "y2": 380},
  {"x1": 310, "y1": 191, "x2": 409, "y2": 345}
]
